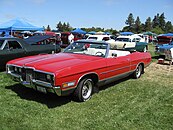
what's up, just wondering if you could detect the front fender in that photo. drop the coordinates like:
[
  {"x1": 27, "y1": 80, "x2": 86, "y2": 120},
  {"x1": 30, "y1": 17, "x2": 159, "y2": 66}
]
[{"x1": 135, "y1": 42, "x2": 148, "y2": 52}]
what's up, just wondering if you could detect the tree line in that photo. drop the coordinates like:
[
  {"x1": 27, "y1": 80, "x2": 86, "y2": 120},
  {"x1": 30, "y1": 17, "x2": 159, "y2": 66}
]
[
  {"x1": 45, "y1": 13, "x2": 173, "y2": 35},
  {"x1": 124, "y1": 13, "x2": 173, "y2": 34}
]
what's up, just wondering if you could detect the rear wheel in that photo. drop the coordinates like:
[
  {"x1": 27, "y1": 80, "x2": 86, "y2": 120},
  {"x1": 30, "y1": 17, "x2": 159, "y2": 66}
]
[
  {"x1": 143, "y1": 46, "x2": 147, "y2": 52},
  {"x1": 143, "y1": 46, "x2": 148, "y2": 52},
  {"x1": 132, "y1": 64, "x2": 143, "y2": 79},
  {"x1": 73, "y1": 78, "x2": 93, "y2": 102}
]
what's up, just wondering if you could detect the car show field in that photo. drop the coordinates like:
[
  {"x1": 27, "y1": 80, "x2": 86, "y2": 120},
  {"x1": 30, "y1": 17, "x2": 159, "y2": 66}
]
[
  {"x1": 0, "y1": 44, "x2": 173, "y2": 129},
  {"x1": 0, "y1": 1, "x2": 173, "y2": 129}
]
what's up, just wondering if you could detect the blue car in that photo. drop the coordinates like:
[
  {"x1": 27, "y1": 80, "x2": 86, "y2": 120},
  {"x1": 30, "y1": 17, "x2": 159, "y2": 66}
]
[{"x1": 155, "y1": 41, "x2": 173, "y2": 56}]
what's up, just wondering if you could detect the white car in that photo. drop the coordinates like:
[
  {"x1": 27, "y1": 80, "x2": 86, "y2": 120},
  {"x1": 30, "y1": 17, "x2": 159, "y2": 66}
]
[
  {"x1": 87, "y1": 35, "x2": 116, "y2": 48},
  {"x1": 114, "y1": 34, "x2": 148, "y2": 51},
  {"x1": 115, "y1": 35, "x2": 144, "y2": 48}
]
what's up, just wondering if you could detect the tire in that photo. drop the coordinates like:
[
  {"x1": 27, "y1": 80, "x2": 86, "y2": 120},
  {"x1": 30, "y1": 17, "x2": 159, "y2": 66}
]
[
  {"x1": 73, "y1": 78, "x2": 93, "y2": 102},
  {"x1": 132, "y1": 64, "x2": 143, "y2": 79}
]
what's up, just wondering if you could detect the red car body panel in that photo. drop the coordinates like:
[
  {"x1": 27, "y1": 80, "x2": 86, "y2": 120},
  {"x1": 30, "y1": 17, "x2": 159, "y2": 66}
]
[{"x1": 6, "y1": 41, "x2": 151, "y2": 97}]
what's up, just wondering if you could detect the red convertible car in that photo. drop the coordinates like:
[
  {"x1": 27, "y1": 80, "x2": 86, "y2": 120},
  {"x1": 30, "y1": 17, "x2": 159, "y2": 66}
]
[{"x1": 6, "y1": 40, "x2": 151, "y2": 102}]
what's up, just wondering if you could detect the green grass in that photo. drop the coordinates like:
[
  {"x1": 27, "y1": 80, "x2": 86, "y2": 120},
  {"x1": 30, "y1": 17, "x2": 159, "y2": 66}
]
[{"x1": 0, "y1": 45, "x2": 173, "y2": 130}]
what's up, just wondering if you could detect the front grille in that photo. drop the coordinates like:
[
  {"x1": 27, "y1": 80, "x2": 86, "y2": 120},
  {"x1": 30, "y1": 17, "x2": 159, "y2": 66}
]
[
  {"x1": 25, "y1": 69, "x2": 34, "y2": 82},
  {"x1": 8, "y1": 65, "x2": 54, "y2": 86},
  {"x1": 35, "y1": 71, "x2": 54, "y2": 85},
  {"x1": 35, "y1": 71, "x2": 47, "y2": 82}
]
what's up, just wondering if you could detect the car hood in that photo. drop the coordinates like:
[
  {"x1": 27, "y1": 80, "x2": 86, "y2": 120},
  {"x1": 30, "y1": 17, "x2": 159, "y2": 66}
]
[{"x1": 8, "y1": 53, "x2": 103, "y2": 74}]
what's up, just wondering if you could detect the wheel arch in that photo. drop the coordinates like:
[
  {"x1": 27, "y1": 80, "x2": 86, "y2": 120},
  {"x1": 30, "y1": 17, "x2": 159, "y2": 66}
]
[
  {"x1": 136, "y1": 62, "x2": 144, "y2": 74},
  {"x1": 77, "y1": 72, "x2": 99, "y2": 86}
]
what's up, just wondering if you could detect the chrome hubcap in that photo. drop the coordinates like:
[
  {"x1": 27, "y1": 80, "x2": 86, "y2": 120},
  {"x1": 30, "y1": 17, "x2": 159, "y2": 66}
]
[
  {"x1": 136, "y1": 65, "x2": 142, "y2": 78},
  {"x1": 82, "y1": 79, "x2": 92, "y2": 100}
]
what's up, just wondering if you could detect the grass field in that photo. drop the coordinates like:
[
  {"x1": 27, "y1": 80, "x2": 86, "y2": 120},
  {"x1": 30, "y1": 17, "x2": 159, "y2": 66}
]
[{"x1": 0, "y1": 44, "x2": 173, "y2": 130}]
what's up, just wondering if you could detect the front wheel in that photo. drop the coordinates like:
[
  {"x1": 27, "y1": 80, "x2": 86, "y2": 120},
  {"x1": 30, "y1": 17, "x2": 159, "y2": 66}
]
[
  {"x1": 132, "y1": 64, "x2": 143, "y2": 79},
  {"x1": 73, "y1": 78, "x2": 93, "y2": 102}
]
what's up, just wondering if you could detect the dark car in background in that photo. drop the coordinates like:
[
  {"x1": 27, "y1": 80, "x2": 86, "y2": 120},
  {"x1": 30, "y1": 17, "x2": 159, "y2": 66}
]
[{"x1": 0, "y1": 36, "x2": 61, "y2": 70}]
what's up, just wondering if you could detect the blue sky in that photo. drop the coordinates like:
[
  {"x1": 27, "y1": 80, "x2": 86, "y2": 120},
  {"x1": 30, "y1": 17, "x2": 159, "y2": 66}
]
[{"x1": 0, "y1": 0, "x2": 172, "y2": 31}]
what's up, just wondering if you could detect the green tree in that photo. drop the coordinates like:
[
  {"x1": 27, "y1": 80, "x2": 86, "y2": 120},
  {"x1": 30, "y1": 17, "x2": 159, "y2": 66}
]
[
  {"x1": 134, "y1": 16, "x2": 141, "y2": 33},
  {"x1": 151, "y1": 26, "x2": 164, "y2": 34},
  {"x1": 140, "y1": 23, "x2": 146, "y2": 32},
  {"x1": 159, "y1": 13, "x2": 166, "y2": 31},
  {"x1": 125, "y1": 13, "x2": 135, "y2": 32},
  {"x1": 56, "y1": 21, "x2": 63, "y2": 32},
  {"x1": 152, "y1": 13, "x2": 160, "y2": 28},
  {"x1": 56, "y1": 21, "x2": 72, "y2": 32},
  {"x1": 145, "y1": 17, "x2": 152, "y2": 31},
  {"x1": 165, "y1": 21, "x2": 173, "y2": 33},
  {"x1": 46, "y1": 25, "x2": 51, "y2": 31},
  {"x1": 65, "y1": 22, "x2": 73, "y2": 32},
  {"x1": 122, "y1": 26, "x2": 130, "y2": 32}
]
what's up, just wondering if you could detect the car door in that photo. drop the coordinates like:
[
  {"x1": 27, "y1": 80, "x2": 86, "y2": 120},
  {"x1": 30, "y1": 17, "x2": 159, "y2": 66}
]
[
  {"x1": 0, "y1": 40, "x2": 26, "y2": 67},
  {"x1": 104, "y1": 55, "x2": 131, "y2": 83},
  {"x1": 125, "y1": 38, "x2": 136, "y2": 48}
]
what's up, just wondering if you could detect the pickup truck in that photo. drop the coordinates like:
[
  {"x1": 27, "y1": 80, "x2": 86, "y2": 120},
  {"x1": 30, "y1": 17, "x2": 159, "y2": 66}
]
[{"x1": 0, "y1": 36, "x2": 61, "y2": 70}]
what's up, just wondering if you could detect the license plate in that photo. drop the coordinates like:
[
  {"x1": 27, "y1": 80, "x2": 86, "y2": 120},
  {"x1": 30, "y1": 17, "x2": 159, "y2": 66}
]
[{"x1": 37, "y1": 86, "x2": 47, "y2": 93}]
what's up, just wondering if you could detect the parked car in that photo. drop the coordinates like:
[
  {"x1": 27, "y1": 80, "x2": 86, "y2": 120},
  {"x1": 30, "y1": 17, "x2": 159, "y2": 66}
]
[
  {"x1": 87, "y1": 34, "x2": 116, "y2": 48},
  {"x1": 87, "y1": 34, "x2": 112, "y2": 41},
  {"x1": 164, "y1": 48, "x2": 173, "y2": 64},
  {"x1": 24, "y1": 35, "x2": 56, "y2": 45},
  {"x1": 157, "y1": 35, "x2": 173, "y2": 45},
  {"x1": 0, "y1": 37, "x2": 61, "y2": 70},
  {"x1": 6, "y1": 40, "x2": 151, "y2": 102},
  {"x1": 60, "y1": 32, "x2": 74, "y2": 48},
  {"x1": 114, "y1": 35, "x2": 148, "y2": 52},
  {"x1": 155, "y1": 41, "x2": 173, "y2": 56}
]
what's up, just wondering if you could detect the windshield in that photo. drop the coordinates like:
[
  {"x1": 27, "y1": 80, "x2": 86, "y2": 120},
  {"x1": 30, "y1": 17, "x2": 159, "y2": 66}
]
[
  {"x1": 88, "y1": 37, "x2": 98, "y2": 40},
  {"x1": 63, "y1": 41, "x2": 108, "y2": 57},
  {"x1": 0, "y1": 40, "x2": 4, "y2": 48},
  {"x1": 116, "y1": 38, "x2": 131, "y2": 42}
]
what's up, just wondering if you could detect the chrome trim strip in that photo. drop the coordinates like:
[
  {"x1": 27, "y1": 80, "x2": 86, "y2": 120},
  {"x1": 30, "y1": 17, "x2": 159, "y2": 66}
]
[
  {"x1": 101, "y1": 66, "x2": 130, "y2": 74},
  {"x1": 8, "y1": 72, "x2": 21, "y2": 78},
  {"x1": 6, "y1": 64, "x2": 23, "y2": 68},
  {"x1": 7, "y1": 64, "x2": 55, "y2": 76},
  {"x1": 76, "y1": 72, "x2": 99, "y2": 85},
  {"x1": 32, "y1": 79, "x2": 53, "y2": 88},
  {"x1": 53, "y1": 86, "x2": 61, "y2": 96},
  {"x1": 99, "y1": 70, "x2": 134, "y2": 83}
]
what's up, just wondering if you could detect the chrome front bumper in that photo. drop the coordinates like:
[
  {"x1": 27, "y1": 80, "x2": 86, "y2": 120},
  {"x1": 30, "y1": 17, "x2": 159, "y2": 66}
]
[{"x1": 8, "y1": 72, "x2": 62, "y2": 96}]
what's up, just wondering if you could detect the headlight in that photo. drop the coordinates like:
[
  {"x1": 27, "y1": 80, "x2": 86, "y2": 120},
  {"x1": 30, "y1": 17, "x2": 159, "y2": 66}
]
[
  {"x1": 19, "y1": 68, "x2": 22, "y2": 73},
  {"x1": 14, "y1": 66, "x2": 18, "y2": 72},
  {"x1": 46, "y1": 75, "x2": 51, "y2": 80},
  {"x1": 46, "y1": 74, "x2": 54, "y2": 83}
]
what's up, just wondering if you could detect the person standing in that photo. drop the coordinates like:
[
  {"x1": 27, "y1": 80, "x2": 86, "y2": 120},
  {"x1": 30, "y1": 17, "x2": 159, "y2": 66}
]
[{"x1": 68, "y1": 33, "x2": 74, "y2": 44}]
